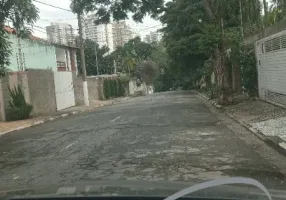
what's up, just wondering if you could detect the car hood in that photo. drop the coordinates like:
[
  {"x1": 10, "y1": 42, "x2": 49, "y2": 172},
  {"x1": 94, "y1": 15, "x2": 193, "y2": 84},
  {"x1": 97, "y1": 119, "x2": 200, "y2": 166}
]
[{"x1": 1, "y1": 180, "x2": 286, "y2": 200}]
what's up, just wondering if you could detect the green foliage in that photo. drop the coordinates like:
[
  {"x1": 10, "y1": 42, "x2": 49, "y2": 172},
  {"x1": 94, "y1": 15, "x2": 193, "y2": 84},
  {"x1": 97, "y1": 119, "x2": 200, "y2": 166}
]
[
  {"x1": 103, "y1": 78, "x2": 128, "y2": 99},
  {"x1": 118, "y1": 75, "x2": 130, "y2": 96},
  {"x1": 103, "y1": 79, "x2": 111, "y2": 100},
  {"x1": 118, "y1": 80, "x2": 124, "y2": 97},
  {"x1": 111, "y1": 37, "x2": 154, "y2": 75},
  {"x1": 136, "y1": 60, "x2": 159, "y2": 85},
  {"x1": 240, "y1": 45, "x2": 258, "y2": 96},
  {"x1": 77, "y1": 39, "x2": 113, "y2": 75},
  {"x1": 70, "y1": 0, "x2": 164, "y2": 23},
  {"x1": 7, "y1": 85, "x2": 33, "y2": 121}
]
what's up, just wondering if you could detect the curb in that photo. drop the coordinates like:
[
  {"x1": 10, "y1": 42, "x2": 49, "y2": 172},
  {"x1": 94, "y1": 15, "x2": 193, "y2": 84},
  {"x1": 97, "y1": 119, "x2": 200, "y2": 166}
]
[
  {"x1": 226, "y1": 112, "x2": 286, "y2": 156},
  {"x1": 0, "y1": 99, "x2": 123, "y2": 137},
  {"x1": 0, "y1": 110, "x2": 81, "y2": 137},
  {"x1": 193, "y1": 90, "x2": 222, "y2": 109},
  {"x1": 194, "y1": 91, "x2": 286, "y2": 155}
]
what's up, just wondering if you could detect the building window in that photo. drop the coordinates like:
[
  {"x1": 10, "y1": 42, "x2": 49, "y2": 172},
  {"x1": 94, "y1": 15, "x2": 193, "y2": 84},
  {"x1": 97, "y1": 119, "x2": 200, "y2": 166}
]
[{"x1": 57, "y1": 61, "x2": 66, "y2": 71}]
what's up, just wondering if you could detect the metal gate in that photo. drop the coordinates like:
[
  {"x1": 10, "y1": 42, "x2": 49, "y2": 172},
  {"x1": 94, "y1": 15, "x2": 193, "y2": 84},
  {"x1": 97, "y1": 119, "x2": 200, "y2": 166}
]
[
  {"x1": 54, "y1": 71, "x2": 75, "y2": 111},
  {"x1": 256, "y1": 30, "x2": 286, "y2": 107}
]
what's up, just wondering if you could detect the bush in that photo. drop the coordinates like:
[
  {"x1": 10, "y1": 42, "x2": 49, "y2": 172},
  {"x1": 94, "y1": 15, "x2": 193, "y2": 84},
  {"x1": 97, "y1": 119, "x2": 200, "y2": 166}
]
[
  {"x1": 111, "y1": 79, "x2": 118, "y2": 97},
  {"x1": 118, "y1": 79, "x2": 125, "y2": 96},
  {"x1": 240, "y1": 45, "x2": 258, "y2": 96},
  {"x1": 103, "y1": 79, "x2": 111, "y2": 100},
  {"x1": 7, "y1": 85, "x2": 33, "y2": 121},
  {"x1": 103, "y1": 78, "x2": 129, "y2": 99}
]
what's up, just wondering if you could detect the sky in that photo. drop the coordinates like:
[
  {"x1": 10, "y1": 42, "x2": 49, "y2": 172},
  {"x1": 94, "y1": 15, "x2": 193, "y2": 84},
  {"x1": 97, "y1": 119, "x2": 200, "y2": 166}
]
[{"x1": 28, "y1": 0, "x2": 162, "y2": 39}]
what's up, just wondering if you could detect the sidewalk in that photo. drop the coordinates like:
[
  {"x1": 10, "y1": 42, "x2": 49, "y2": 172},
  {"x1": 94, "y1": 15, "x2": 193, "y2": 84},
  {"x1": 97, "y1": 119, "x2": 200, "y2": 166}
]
[
  {"x1": 195, "y1": 90, "x2": 286, "y2": 153},
  {"x1": 225, "y1": 99, "x2": 286, "y2": 152},
  {"x1": 0, "y1": 97, "x2": 128, "y2": 136}
]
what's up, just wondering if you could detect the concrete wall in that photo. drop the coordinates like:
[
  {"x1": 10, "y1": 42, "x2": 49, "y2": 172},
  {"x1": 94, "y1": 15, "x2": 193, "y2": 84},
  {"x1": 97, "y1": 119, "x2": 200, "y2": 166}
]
[
  {"x1": 56, "y1": 48, "x2": 66, "y2": 63},
  {"x1": 87, "y1": 77, "x2": 104, "y2": 101},
  {"x1": 0, "y1": 72, "x2": 32, "y2": 121},
  {"x1": 27, "y1": 70, "x2": 57, "y2": 115},
  {"x1": 244, "y1": 18, "x2": 286, "y2": 45},
  {"x1": 7, "y1": 35, "x2": 57, "y2": 71},
  {"x1": 87, "y1": 75, "x2": 118, "y2": 101},
  {"x1": 73, "y1": 75, "x2": 85, "y2": 105}
]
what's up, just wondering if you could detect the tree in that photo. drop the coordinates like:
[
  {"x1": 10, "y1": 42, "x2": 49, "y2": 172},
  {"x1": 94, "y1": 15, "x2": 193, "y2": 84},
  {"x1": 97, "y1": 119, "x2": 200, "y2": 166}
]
[
  {"x1": 70, "y1": 0, "x2": 164, "y2": 23},
  {"x1": 136, "y1": 60, "x2": 159, "y2": 86},
  {"x1": 111, "y1": 37, "x2": 153, "y2": 75},
  {"x1": 159, "y1": 0, "x2": 262, "y2": 103},
  {"x1": 0, "y1": 0, "x2": 39, "y2": 76},
  {"x1": 160, "y1": 0, "x2": 207, "y2": 89},
  {"x1": 76, "y1": 39, "x2": 113, "y2": 75}
]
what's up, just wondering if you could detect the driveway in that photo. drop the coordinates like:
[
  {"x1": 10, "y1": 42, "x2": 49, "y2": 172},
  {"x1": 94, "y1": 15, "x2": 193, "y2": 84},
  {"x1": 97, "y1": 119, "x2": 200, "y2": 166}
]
[{"x1": 0, "y1": 91, "x2": 285, "y2": 191}]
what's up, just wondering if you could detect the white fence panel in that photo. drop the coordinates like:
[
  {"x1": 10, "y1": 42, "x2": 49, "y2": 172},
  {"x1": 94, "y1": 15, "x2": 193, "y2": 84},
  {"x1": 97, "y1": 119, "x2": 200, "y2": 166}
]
[{"x1": 54, "y1": 71, "x2": 75, "y2": 111}]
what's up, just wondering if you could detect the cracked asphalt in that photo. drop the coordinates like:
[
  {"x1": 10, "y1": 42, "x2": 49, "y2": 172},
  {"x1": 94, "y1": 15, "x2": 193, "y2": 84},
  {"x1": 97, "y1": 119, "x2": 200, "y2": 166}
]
[{"x1": 0, "y1": 91, "x2": 285, "y2": 191}]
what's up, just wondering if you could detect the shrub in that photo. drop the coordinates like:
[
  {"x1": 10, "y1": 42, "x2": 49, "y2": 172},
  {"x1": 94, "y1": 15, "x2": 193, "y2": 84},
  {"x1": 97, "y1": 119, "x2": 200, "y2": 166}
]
[
  {"x1": 111, "y1": 79, "x2": 118, "y2": 97},
  {"x1": 240, "y1": 45, "x2": 258, "y2": 96},
  {"x1": 118, "y1": 79, "x2": 125, "y2": 97},
  {"x1": 7, "y1": 85, "x2": 33, "y2": 121},
  {"x1": 103, "y1": 78, "x2": 129, "y2": 99},
  {"x1": 103, "y1": 79, "x2": 111, "y2": 99}
]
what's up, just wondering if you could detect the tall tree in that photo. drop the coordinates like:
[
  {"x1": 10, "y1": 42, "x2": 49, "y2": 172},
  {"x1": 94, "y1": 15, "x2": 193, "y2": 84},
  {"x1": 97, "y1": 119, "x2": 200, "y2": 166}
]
[
  {"x1": 77, "y1": 39, "x2": 113, "y2": 75},
  {"x1": 160, "y1": 0, "x2": 207, "y2": 89},
  {"x1": 0, "y1": 0, "x2": 39, "y2": 76},
  {"x1": 111, "y1": 37, "x2": 153, "y2": 75}
]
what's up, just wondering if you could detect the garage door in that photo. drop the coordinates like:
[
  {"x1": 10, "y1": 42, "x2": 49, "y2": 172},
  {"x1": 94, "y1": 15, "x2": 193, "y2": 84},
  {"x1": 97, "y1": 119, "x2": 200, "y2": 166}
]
[{"x1": 256, "y1": 31, "x2": 286, "y2": 107}]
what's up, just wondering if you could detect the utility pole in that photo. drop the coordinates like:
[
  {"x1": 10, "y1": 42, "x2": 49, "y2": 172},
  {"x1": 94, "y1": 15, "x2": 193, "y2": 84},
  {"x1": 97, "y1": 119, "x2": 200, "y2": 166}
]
[
  {"x1": 77, "y1": 12, "x2": 89, "y2": 106},
  {"x1": 94, "y1": 45, "x2": 99, "y2": 75}
]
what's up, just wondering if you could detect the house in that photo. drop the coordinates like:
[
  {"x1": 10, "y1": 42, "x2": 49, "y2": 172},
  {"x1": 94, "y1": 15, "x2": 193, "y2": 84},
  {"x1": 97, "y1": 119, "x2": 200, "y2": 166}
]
[
  {"x1": 0, "y1": 26, "x2": 80, "y2": 120},
  {"x1": 4, "y1": 26, "x2": 78, "y2": 73}
]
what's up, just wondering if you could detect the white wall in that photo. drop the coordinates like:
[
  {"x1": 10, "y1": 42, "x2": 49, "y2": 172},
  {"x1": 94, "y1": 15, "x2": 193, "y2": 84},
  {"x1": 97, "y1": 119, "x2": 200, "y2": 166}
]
[
  {"x1": 56, "y1": 48, "x2": 66, "y2": 63},
  {"x1": 129, "y1": 80, "x2": 154, "y2": 96},
  {"x1": 55, "y1": 47, "x2": 71, "y2": 70},
  {"x1": 256, "y1": 30, "x2": 286, "y2": 106}
]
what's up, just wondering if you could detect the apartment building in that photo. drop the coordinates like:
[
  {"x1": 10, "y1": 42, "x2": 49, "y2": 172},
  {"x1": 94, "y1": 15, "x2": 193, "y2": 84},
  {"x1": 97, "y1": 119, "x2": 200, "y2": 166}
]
[
  {"x1": 144, "y1": 31, "x2": 162, "y2": 43},
  {"x1": 84, "y1": 14, "x2": 114, "y2": 52},
  {"x1": 112, "y1": 21, "x2": 133, "y2": 48},
  {"x1": 46, "y1": 22, "x2": 75, "y2": 46}
]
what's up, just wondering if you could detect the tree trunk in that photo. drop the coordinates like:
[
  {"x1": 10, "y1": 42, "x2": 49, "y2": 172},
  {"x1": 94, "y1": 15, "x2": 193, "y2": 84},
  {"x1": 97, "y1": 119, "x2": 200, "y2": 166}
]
[
  {"x1": 232, "y1": 63, "x2": 242, "y2": 94},
  {"x1": 213, "y1": 49, "x2": 233, "y2": 105},
  {"x1": 202, "y1": 0, "x2": 233, "y2": 104},
  {"x1": 263, "y1": 0, "x2": 268, "y2": 17}
]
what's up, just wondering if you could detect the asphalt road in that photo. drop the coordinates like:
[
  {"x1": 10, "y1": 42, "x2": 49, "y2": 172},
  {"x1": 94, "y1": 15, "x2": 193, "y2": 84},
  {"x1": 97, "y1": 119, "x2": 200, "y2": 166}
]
[{"x1": 0, "y1": 91, "x2": 285, "y2": 191}]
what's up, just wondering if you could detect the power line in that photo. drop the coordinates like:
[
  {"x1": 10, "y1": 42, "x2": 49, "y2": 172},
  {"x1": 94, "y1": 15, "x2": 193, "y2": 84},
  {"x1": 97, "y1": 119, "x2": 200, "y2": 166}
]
[{"x1": 33, "y1": 0, "x2": 72, "y2": 12}]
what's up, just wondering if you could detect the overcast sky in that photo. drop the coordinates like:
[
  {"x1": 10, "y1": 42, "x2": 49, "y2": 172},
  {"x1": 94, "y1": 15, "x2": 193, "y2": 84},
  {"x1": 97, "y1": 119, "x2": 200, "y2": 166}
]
[{"x1": 31, "y1": 0, "x2": 162, "y2": 39}]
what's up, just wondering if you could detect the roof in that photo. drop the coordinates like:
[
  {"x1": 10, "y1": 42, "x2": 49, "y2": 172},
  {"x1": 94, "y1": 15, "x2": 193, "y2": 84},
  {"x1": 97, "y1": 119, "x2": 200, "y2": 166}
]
[{"x1": 3, "y1": 26, "x2": 79, "y2": 49}]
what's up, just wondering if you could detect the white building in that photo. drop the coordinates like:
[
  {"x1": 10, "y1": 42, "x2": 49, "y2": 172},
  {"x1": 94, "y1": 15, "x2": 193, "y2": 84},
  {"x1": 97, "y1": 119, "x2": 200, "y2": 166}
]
[
  {"x1": 46, "y1": 22, "x2": 75, "y2": 46},
  {"x1": 112, "y1": 21, "x2": 133, "y2": 48},
  {"x1": 144, "y1": 31, "x2": 162, "y2": 43},
  {"x1": 84, "y1": 14, "x2": 114, "y2": 53}
]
